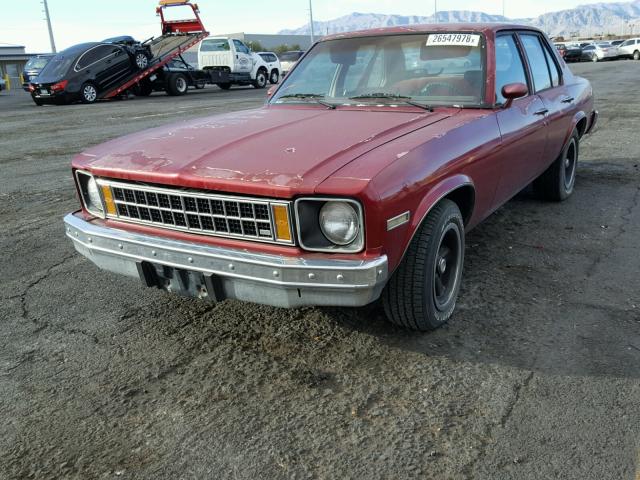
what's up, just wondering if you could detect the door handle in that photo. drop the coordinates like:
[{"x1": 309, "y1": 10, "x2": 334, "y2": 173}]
[
  {"x1": 561, "y1": 96, "x2": 574, "y2": 103},
  {"x1": 534, "y1": 108, "x2": 549, "y2": 115}
]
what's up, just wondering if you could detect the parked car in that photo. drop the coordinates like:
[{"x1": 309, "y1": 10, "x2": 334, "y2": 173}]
[
  {"x1": 610, "y1": 39, "x2": 624, "y2": 47},
  {"x1": 197, "y1": 37, "x2": 271, "y2": 89},
  {"x1": 278, "y1": 50, "x2": 304, "y2": 76},
  {"x1": 580, "y1": 43, "x2": 617, "y2": 61},
  {"x1": 257, "y1": 51, "x2": 281, "y2": 84},
  {"x1": 616, "y1": 37, "x2": 640, "y2": 60},
  {"x1": 562, "y1": 44, "x2": 583, "y2": 62},
  {"x1": 29, "y1": 42, "x2": 143, "y2": 105},
  {"x1": 102, "y1": 35, "x2": 153, "y2": 70},
  {"x1": 554, "y1": 43, "x2": 567, "y2": 58},
  {"x1": 22, "y1": 54, "x2": 54, "y2": 91},
  {"x1": 64, "y1": 24, "x2": 597, "y2": 331}
]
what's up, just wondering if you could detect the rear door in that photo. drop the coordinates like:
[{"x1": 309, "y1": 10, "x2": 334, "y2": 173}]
[
  {"x1": 519, "y1": 33, "x2": 574, "y2": 167},
  {"x1": 494, "y1": 32, "x2": 549, "y2": 205}
]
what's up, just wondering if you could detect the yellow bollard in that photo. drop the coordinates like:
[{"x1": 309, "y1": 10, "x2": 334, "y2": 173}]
[{"x1": 3, "y1": 74, "x2": 10, "y2": 91}]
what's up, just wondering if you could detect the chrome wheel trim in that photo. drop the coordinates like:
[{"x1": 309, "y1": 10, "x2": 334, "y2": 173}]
[
  {"x1": 257, "y1": 72, "x2": 266, "y2": 87},
  {"x1": 83, "y1": 85, "x2": 97, "y2": 102},
  {"x1": 176, "y1": 77, "x2": 187, "y2": 92},
  {"x1": 136, "y1": 54, "x2": 148, "y2": 69}
]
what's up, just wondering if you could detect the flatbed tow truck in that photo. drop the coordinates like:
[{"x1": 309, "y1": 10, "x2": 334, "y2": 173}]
[{"x1": 105, "y1": 0, "x2": 248, "y2": 100}]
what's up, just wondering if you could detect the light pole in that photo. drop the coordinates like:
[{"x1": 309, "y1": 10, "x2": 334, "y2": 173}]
[
  {"x1": 42, "y1": 0, "x2": 57, "y2": 53},
  {"x1": 309, "y1": 0, "x2": 315, "y2": 44},
  {"x1": 434, "y1": 0, "x2": 438, "y2": 23}
]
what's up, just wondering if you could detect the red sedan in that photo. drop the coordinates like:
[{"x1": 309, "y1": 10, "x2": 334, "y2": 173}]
[{"x1": 65, "y1": 24, "x2": 597, "y2": 331}]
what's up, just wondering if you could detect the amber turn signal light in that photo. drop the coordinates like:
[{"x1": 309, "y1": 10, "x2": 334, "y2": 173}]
[{"x1": 272, "y1": 204, "x2": 292, "y2": 242}]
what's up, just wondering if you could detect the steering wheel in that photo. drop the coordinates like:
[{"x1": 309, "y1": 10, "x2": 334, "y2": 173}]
[{"x1": 421, "y1": 82, "x2": 461, "y2": 97}]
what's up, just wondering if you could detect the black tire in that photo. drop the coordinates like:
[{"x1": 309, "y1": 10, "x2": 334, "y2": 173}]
[
  {"x1": 252, "y1": 69, "x2": 268, "y2": 89},
  {"x1": 591, "y1": 54, "x2": 599, "y2": 62},
  {"x1": 80, "y1": 82, "x2": 98, "y2": 104},
  {"x1": 167, "y1": 73, "x2": 188, "y2": 96},
  {"x1": 217, "y1": 83, "x2": 231, "y2": 90},
  {"x1": 195, "y1": 81, "x2": 205, "y2": 89},
  {"x1": 269, "y1": 69, "x2": 280, "y2": 84},
  {"x1": 134, "y1": 80, "x2": 153, "y2": 97},
  {"x1": 533, "y1": 131, "x2": 579, "y2": 201},
  {"x1": 634, "y1": 50, "x2": 640, "y2": 60},
  {"x1": 382, "y1": 199, "x2": 465, "y2": 331},
  {"x1": 33, "y1": 98, "x2": 44, "y2": 106}
]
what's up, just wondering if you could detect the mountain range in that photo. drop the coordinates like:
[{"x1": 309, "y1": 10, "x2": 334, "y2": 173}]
[{"x1": 278, "y1": 1, "x2": 640, "y2": 38}]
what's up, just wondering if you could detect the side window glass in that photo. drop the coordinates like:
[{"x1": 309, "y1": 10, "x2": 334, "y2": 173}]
[
  {"x1": 520, "y1": 34, "x2": 552, "y2": 92},
  {"x1": 233, "y1": 40, "x2": 249, "y2": 54},
  {"x1": 494, "y1": 34, "x2": 528, "y2": 105},
  {"x1": 75, "y1": 46, "x2": 111, "y2": 70},
  {"x1": 542, "y1": 43, "x2": 560, "y2": 87}
]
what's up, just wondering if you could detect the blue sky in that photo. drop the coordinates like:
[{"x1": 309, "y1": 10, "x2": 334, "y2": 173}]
[{"x1": 0, "y1": 0, "x2": 628, "y2": 52}]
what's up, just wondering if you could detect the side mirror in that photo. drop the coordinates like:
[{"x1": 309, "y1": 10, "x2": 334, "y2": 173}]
[
  {"x1": 267, "y1": 86, "x2": 275, "y2": 97},
  {"x1": 501, "y1": 82, "x2": 528, "y2": 106}
]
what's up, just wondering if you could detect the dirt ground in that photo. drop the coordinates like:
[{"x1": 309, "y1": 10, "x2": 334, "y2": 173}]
[{"x1": 1, "y1": 63, "x2": 639, "y2": 480}]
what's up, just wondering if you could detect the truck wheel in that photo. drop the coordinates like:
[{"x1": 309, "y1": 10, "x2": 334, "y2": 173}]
[
  {"x1": 252, "y1": 69, "x2": 267, "y2": 89},
  {"x1": 533, "y1": 131, "x2": 579, "y2": 201},
  {"x1": 382, "y1": 199, "x2": 465, "y2": 331},
  {"x1": 269, "y1": 70, "x2": 279, "y2": 84},
  {"x1": 80, "y1": 82, "x2": 98, "y2": 104},
  {"x1": 195, "y1": 81, "x2": 205, "y2": 89},
  {"x1": 634, "y1": 50, "x2": 640, "y2": 60},
  {"x1": 217, "y1": 83, "x2": 231, "y2": 90},
  {"x1": 134, "y1": 80, "x2": 153, "y2": 97},
  {"x1": 167, "y1": 73, "x2": 188, "y2": 96}
]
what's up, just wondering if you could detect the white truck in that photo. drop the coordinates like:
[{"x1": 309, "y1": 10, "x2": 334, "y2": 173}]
[{"x1": 198, "y1": 37, "x2": 272, "y2": 89}]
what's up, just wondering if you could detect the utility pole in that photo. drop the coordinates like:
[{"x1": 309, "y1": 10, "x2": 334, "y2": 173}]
[
  {"x1": 434, "y1": 0, "x2": 438, "y2": 23},
  {"x1": 502, "y1": 0, "x2": 505, "y2": 18},
  {"x1": 308, "y1": 0, "x2": 315, "y2": 44},
  {"x1": 42, "y1": 0, "x2": 57, "y2": 53}
]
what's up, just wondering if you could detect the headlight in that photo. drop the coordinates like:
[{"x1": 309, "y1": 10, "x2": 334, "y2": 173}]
[
  {"x1": 295, "y1": 198, "x2": 364, "y2": 253},
  {"x1": 75, "y1": 171, "x2": 105, "y2": 218},
  {"x1": 319, "y1": 202, "x2": 359, "y2": 245}
]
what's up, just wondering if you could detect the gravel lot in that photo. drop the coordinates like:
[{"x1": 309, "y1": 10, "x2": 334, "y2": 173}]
[{"x1": 1, "y1": 64, "x2": 639, "y2": 480}]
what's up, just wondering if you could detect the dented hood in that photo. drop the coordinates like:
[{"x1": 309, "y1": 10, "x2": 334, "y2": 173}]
[{"x1": 74, "y1": 106, "x2": 452, "y2": 197}]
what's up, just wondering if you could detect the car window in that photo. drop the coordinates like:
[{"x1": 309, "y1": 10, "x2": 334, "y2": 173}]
[
  {"x1": 495, "y1": 34, "x2": 529, "y2": 105},
  {"x1": 25, "y1": 56, "x2": 51, "y2": 70},
  {"x1": 76, "y1": 45, "x2": 115, "y2": 71},
  {"x1": 520, "y1": 34, "x2": 552, "y2": 92},
  {"x1": 201, "y1": 39, "x2": 230, "y2": 52},
  {"x1": 541, "y1": 42, "x2": 561, "y2": 87},
  {"x1": 233, "y1": 40, "x2": 250, "y2": 54},
  {"x1": 583, "y1": 45, "x2": 595, "y2": 50}
]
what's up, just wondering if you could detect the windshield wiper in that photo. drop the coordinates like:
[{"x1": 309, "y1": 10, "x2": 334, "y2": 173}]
[
  {"x1": 349, "y1": 93, "x2": 434, "y2": 111},
  {"x1": 276, "y1": 93, "x2": 337, "y2": 109}
]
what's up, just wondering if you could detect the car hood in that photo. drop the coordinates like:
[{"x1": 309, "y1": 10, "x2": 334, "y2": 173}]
[{"x1": 74, "y1": 106, "x2": 453, "y2": 197}]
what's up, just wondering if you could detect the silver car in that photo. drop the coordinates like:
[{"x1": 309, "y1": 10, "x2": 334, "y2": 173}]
[
  {"x1": 581, "y1": 43, "x2": 618, "y2": 62},
  {"x1": 617, "y1": 38, "x2": 640, "y2": 60}
]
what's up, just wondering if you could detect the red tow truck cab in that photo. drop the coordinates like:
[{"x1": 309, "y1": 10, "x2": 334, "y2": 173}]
[{"x1": 65, "y1": 23, "x2": 597, "y2": 331}]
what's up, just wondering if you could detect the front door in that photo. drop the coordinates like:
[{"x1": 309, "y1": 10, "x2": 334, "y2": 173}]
[
  {"x1": 232, "y1": 39, "x2": 253, "y2": 74},
  {"x1": 493, "y1": 33, "x2": 548, "y2": 205}
]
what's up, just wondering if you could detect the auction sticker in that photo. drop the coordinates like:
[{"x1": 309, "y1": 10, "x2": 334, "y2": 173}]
[{"x1": 426, "y1": 33, "x2": 481, "y2": 47}]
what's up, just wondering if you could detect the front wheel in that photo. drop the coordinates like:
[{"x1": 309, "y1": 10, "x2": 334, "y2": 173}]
[
  {"x1": 382, "y1": 199, "x2": 465, "y2": 331},
  {"x1": 533, "y1": 131, "x2": 579, "y2": 201},
  {"x1": 135, "y1": 52, "x2": 150, "y2": 70},
  {"x1": 252, "y1": 70, "x2": 267, "y2": 89},
  {"x1": 80, "y1": 82, "x2": 98, "y2": 104},
  {"x1": 634, "y1": 50, "x2": 640, "y2": 60}
]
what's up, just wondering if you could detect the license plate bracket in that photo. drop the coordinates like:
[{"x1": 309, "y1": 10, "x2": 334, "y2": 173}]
[{"x1": 136, "y1": 261, "x2": 225, "y2": 301}]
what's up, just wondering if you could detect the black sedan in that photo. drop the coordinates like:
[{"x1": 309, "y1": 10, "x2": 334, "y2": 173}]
[
  {"x1": 102, "y1": 35, "x2": 153, "y2": 70},
  {"x1": 22, "y1": 54, "x2": 54, "y2": 91},
  {"x1": 563, "y1": 45, "x2": 583, "y2": 62},
  {"x1": 29, "y1": 42, "x2": 144, "y2": 105}
]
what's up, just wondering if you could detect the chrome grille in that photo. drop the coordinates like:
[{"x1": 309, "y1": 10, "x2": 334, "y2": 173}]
[{"x1": 99, "y1": 179, "x2": 293, "y2": 245}]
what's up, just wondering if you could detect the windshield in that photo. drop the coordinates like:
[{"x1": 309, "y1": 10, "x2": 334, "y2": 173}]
[
  {"x1": 201, "y1": 39, "x2": 229, "y2": 52},
  {"x1": 36, "y1": 53, "x2": 75, "y2": 83},
  {"x1": 25, "y1": 56, "x2": 52, "y2": 70},
  {"x1": 280, "y1": 51, "x2": 303, "y2": 62},
  {"x1": 271, "y1": 33, "x2": 486, "y2": 108}
]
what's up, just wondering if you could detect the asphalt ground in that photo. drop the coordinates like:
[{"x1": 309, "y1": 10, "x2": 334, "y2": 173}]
[{"x1": 1, "y1": 64, "x2": 639, "y2": 480}]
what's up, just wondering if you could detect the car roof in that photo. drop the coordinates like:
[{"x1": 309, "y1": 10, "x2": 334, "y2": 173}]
[
  {"x1": 58, "y1": 42, "x2": 102, "y2": 55},
  {"x1": 321, "y1": 23, "x2": 543, "y2": 42}
]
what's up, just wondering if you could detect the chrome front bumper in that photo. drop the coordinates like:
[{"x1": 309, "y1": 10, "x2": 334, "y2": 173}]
[{"x1": 64, "y1": 212, "x2": 388, "y2": 308}]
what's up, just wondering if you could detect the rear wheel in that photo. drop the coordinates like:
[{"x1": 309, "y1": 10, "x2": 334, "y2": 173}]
[
  {"x1": 269, "y1": 70, "x2": 279, "y2": 84},
  {"x1": 217, "y1": 83, "x2": 231, "y2": 90},
  {"x1": 382, "y1": 199, "x2": 465, "y2": 331},
  {"x1": 534, "y1": 131, "x2": 579, "y2": 201},
  {"x1": 80, "y1": 82, "x2": 98, "y2": 104},
  {"x1": 252, "y1": 69, "x2": 267, "y2": 89},
  {"x1": 634, "y1": 50, "x2": 640, "y2": 60},
  {"x1": 33, "y1": 98, "x2": 43, "y2": 106},
  {"x1": 167, "y1": 73, "x2": 188, "y2": 96}
]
